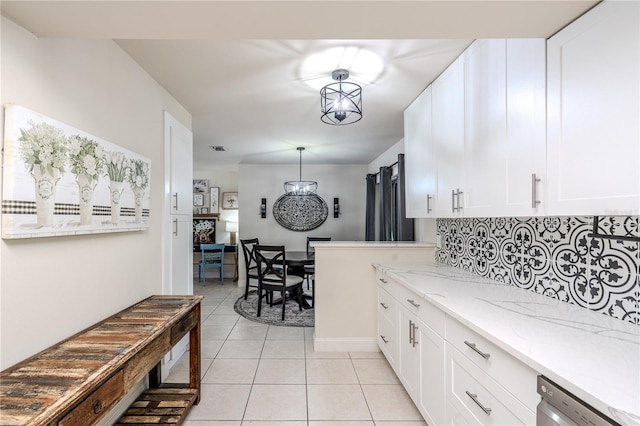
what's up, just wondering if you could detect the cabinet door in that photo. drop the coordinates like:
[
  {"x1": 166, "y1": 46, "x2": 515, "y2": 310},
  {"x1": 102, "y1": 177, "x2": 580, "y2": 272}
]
[
  {"x1": 399, "y1": 307, "x2": 420, "y2": 397},
  {"x1": 547, "y1": 1, "x2": 640, "y2": 215},
  {"x1": 166, "y1": 113, "x2": 193, "y2": 216},
  {"x1": 463, "y1": 39, "x2": 546, "y2": 217},
  {"x1": 433, "y1": 56, "x2": 465, "y2": 217},
  {"x1": 404, "y1": 86, "x2": 436, "y2": 218},
  {"x1": 463, "y1": 39, "x2": 507, "y2": 216},
  {"x1": 504, "y1": 39, "x2": 546, "y2": 216},
  {"x1": 418, "y1": 318, "x2": 446, "y2": 426},
  {"x1": 171, "y1": 215, "x2": 193, "y2": 296}
]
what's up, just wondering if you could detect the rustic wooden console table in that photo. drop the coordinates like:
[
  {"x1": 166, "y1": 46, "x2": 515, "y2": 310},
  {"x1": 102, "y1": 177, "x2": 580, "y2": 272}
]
[{"x1": 0, "y1": 295, "x2": 202, "y2": 425}]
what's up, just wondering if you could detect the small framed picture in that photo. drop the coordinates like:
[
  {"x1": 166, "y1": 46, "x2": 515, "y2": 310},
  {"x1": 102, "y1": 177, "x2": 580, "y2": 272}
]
[
  {"x1": 222, "y1": 192, "x2": 239, "y2": 210},
  {"x1": 210, "y1": 187, "x2": 220, "y2": 214},
  {"x1": 193, "y1": 193, "x2": 204, "y2": 206},
  {"x1": 193, "y1": 179, "x2": 208, "y2": 193},
  {"x1": 200, "y1": 207, "x2": 209, "y2": 214}
]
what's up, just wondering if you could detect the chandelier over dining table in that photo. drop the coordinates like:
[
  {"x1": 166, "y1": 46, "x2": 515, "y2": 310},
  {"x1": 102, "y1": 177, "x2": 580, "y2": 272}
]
[{"x1": 283, "y1": 147, "x2": 317, "y2": 195}]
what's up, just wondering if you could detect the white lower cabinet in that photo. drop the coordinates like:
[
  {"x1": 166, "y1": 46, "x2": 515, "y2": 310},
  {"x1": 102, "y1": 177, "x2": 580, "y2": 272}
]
[
  {"x1": 376, "y1": 271, "x2": 538, "y2": 426},
  {"x1": 446, "y1": 345, "x2": 535, "y2": 425},
  {"x1": 418, "y1": 316, "x2": 446, "y2": 426},
  {"x1": 377, "y1": 278, "x2": 446, "y2": 425}
]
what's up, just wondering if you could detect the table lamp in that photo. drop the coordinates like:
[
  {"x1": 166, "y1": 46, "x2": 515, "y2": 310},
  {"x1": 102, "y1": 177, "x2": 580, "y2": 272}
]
[{"x1": 226, "y1": 221, "x2": 238, "y2": 245}]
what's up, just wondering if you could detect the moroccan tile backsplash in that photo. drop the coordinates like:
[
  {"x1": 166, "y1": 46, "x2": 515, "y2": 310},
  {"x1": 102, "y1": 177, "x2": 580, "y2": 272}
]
[{"x1": 435, "y1": 216, "x2": 640, "y2": 325}]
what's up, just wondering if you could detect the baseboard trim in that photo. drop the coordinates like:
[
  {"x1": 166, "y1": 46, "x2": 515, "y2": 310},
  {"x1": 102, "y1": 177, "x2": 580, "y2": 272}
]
[{"x1": 313, "y1": 337, "x2": 379, "y2": 352}]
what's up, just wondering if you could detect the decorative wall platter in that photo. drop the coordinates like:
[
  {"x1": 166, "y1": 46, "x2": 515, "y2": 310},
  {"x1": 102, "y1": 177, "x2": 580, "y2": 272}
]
[{"x1": 272, "y1": 194, "x2": 328, "y2": 231}]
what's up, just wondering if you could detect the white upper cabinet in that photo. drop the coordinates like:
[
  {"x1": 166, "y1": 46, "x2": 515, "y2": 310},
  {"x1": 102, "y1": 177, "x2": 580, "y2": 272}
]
[
  {"x1": 547, "y1": 1, "x2": 640, "y2": 215},
  {"x1": 404, "y1": 86, "x2": 436, "y2": 217},
  {"x1": 463, "y1": 39, "x2": 508, "y2": 216},
  {"x1": 433, "y1": 57, "x2": 465, "y2": 218},
  {"x1": 463, "y1": 39, "x2": 546, "y2": 217}
]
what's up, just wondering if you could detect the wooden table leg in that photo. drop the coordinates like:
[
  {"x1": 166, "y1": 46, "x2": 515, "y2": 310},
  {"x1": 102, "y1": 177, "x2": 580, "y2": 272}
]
[{"x1": 190, "y1": 303, "x2": 201, "y2": 404}]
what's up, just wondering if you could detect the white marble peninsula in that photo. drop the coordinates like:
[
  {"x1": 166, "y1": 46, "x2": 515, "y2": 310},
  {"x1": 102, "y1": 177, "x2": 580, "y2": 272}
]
[
  {"x1": 375, "y1": 260, "x2": 640, "y2": 425},
  {"x1": 313, "y1": 241, "x2": 434, "y2": 352}
]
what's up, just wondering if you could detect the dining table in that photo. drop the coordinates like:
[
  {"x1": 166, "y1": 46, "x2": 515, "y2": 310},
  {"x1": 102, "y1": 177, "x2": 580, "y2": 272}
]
[{"x1": 285, "y1": 251, "x2": 315, "y2": 309}]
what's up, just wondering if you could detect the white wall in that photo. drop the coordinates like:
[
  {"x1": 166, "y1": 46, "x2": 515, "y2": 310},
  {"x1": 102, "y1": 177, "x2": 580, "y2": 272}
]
[
  {"x1": 238, "y1": 163, "x2": 367, "y2": 252},
  {"x1": 0, "y1": 18, "x2": 191, "y2": 369}
]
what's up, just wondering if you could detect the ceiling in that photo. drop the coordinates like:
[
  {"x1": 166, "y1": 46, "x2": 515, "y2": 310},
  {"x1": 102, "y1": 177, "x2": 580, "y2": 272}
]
[{"x1": 1, "y1": 1, "x2": 598, "y2": 169}]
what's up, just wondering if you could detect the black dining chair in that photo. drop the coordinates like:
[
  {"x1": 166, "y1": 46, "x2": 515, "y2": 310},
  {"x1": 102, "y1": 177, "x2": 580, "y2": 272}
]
[
  {"x1": 304, "y1": 237, "x2": 331, "y2": 289},
  {"x1": 254, "y1": 245, "x2": 304, "y2": 321},
  {"x1": 240, "y1": 238, "x2": 260, "y2": 300}
]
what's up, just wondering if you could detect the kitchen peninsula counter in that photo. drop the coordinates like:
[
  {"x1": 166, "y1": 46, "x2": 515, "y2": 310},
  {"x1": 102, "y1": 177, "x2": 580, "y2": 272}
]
[
  {"x1": 313, "y1": 242, "x2": 434, "y2": 352},
  {"x1": 374, "y1": 260, "x2": 640, "y2": 425}
]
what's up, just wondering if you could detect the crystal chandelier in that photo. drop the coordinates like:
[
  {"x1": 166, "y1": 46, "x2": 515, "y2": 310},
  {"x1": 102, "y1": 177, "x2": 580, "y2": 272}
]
[
  {"x1": 284, "y1": 147, "x2": 317, "y2": 195},
  {"x1": 320, "y1": 69, "x2": 363, "y2": 125}
]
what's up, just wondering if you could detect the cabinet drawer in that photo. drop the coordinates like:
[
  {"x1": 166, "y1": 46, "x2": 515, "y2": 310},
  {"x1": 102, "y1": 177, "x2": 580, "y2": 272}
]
[
  {"x1": 171, "y1": 309, "x2": 198, "y2": 346},
  {"x1": 446, "y1": 318, "x2": 538, "y2": 410},
  {"x1": 394, "y1": 282, "x2": 445, "y2": 337},
  {"x1": 59, "y1": 370, "x2": 124, "y2": 426},
  {"x1": 447, "y1": 345, "x2": 535, "y2": 425},
  {"x1": 377, "y1": 285, "x2": 397, "y2": 325}
]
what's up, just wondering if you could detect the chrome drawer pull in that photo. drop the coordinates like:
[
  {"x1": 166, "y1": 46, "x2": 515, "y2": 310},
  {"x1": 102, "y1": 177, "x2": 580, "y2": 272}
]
[
  {"x1": 464, "y1": 340, "x2": 491, "y2": 359},
  {"x1": 379, "y1": 278, "x2": 388, "y2": 284},
  {"x1": 379, "y1": 302, "x2": 388, "y2": 309},
  {"x1": 380, "y1": 335, "x2": 389, "y2": 344},
  {"x1": 407, "y1": 299, "x2": 421, "y2": 308},
  {"x1": 465, "y1": 391, "x2": 492, "y2": 415},
  {"x1": 412, "y1": 323, "x2": 419, "y2": 348}
]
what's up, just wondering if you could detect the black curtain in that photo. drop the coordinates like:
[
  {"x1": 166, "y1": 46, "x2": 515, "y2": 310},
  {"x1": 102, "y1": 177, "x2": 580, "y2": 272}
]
[
  {"x1": 396, "y1": 154, "x2": 414, "y2": 241},
  {"x1": 378, "y1": 166, "x2": 392, "y2": 241},
  {"x1": 365, "y1": 174, "x2": 376, "y2": 241}
]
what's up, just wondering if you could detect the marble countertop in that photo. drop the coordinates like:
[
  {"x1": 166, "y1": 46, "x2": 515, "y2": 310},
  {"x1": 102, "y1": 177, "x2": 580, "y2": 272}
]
[
  {"x1": 373, "y1": 260, "x2": 640, "y2": 425},
  {"x1": 312, "y1": 241, "x2": 436, "y2": 249}
]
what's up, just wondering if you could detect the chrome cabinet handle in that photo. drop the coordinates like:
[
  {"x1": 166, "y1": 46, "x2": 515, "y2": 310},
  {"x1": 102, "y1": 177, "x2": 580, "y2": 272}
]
[
  {"x1": 412, "y1": 322, "x2": 419, "y2": 348},
  {"x1": 465, "y1": 391, "x2": 492, "y2": 415},
  {"x1": 379, "y1": 302, "x2": 388, "y2": 309},
  {"x1": 408, "y1": 320, "x2": 414, "y2": 344},
  {"x1": 173, "y1": 218, "x2": 178, "y2": 236},
  {"x1": 451, "y1": 189, "x2": 456, "y2": 212},
  {"x1": 378, "y1": 278, "x2": 388, "y2": 284},
  {"x1": 451, "y1": 188, "x2": 463, "y2": 212},
  {"x1": 380, "y1": 335, "x2": 389, "y2": 344},
  {"x1": 407, "y1": 299, "x2": 420, "y2": 308},
  {"x1": 427, "y1": 194, "x2": 433, "y2": 213},
  {"x1": 464, "y1": 340, "x2": 491, "y2": 359},
  {"x1": 172, "y1": 193, "x2": 178, "y2": 210},
  {"x1": 531, "y1": 173, "x2": 541, "y2": 208}
]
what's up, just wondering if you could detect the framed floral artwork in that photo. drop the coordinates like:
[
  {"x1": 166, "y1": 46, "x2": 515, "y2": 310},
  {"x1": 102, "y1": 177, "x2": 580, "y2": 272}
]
[
  {"x1": 222, "y1": 192, "x2": 238, "y2": 209},
  {"x1": 1, "y1": 104, "x2": 151, "y2": 239},
  {"x1": 193, "y1": 179, "x2": 208, "y2": 193},
  {"x1": 210, "y1": 187, "x2": 220, "y2": 214},
  {"x1": 193, "y1": 193, "x2": 204, "y2": 206}
]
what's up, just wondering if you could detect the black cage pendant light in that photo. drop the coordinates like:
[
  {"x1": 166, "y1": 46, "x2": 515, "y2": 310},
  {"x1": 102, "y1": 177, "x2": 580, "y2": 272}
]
[{"x1": 320, "y1": 69, "x2": 363, "y2": 125}]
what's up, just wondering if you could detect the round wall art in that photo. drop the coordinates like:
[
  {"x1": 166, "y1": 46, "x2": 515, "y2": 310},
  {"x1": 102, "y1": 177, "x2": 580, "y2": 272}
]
[{"x1": 272, "y1": 194, "x2": 328, "y2": 231}]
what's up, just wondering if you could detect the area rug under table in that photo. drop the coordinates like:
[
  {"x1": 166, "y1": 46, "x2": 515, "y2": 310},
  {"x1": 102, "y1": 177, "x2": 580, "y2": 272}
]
[{"x1": 234, "y1": 292, "x2": 314, "y2": 327}]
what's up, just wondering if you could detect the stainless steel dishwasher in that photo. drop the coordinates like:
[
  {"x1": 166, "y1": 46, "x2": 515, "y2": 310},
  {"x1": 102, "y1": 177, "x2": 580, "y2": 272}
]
[{"x1": 537, "y1": 375, "x2": 620, "y2": 426}]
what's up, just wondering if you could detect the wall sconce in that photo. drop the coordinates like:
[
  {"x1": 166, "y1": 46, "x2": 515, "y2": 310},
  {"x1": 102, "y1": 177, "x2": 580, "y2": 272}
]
[
  {"x1": 334, "y1": 197, "x2": 340, "y2": 218},
  {"x1": 260, "y1": 198, "x2": 267, "y2": 218}
]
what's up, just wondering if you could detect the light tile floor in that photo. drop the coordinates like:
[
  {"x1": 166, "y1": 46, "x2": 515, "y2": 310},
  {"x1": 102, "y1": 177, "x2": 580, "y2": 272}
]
[{"x1": 165, "y1": 278, "x2": 426, "y2": 426}]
